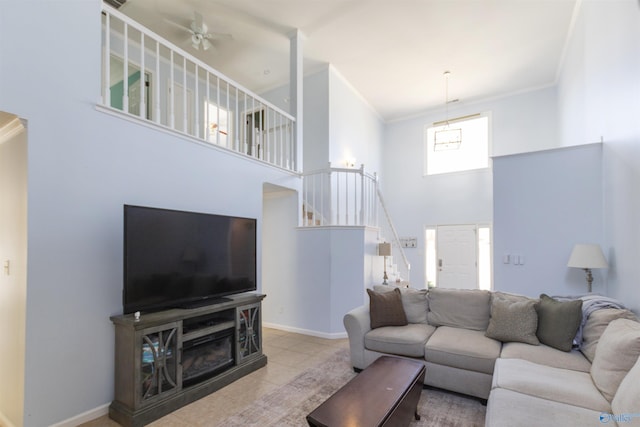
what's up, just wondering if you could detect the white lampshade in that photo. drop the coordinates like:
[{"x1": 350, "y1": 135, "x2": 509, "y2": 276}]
[
  {"x1": 378, "y1": 242, "x2": 391, "y2": 257},
  {"x1": 567, "y1": 244, "x2": 608, "y2": 269}
]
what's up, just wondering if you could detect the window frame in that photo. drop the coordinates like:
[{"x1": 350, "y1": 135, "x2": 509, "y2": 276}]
[{"x1": 423, "y1": 111, "x2": 492, "y2": 176}]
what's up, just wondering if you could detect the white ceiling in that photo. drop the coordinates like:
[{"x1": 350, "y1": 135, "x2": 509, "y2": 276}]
[{"x1": 118, "y1": 0, "x2": 578, "y2": 122}]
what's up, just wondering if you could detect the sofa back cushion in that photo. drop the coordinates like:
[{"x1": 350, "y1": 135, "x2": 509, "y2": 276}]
[
  {"x1": 373, "y1": 285, "x2": 428, "y2": 324},
  {"x1": 427, "y1": 288, "x2": 490, "y2": 331},
  {"x1": 611, "y1": 351, "x2": 640, "y2": 417},
  {"x1": 590, "y1": 318, "x2": 640, "y2": 402},
  {"x1": 581, "y1": 308, "x2": 639, "y2": 363}
]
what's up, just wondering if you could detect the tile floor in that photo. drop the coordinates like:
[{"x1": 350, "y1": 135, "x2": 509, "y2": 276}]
[{"x1": 81, "y1": 328, "x2": 349, "y2": 427}]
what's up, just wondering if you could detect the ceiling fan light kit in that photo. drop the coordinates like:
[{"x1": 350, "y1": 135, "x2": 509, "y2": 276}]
[{"x1": 169, "y1": 11, "x2": 231, "y2": 52}]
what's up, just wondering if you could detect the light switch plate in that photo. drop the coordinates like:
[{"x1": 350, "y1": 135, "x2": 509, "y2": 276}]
[{"x1": 400, "y1": 237, "x2": 417, "y2": 248}]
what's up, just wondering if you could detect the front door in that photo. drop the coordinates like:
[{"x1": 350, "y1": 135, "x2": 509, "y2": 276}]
[{"x1": 436, "y1": 224, "x2": 478, "y2": 289}]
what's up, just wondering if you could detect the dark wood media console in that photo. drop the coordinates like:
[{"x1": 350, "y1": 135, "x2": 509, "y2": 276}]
[{"x1": 109, "y1": 293, "x2": 266, "y2": 427}]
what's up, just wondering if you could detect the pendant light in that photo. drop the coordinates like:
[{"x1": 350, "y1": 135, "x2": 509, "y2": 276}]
[{"x1": 434, "y1": 71, "x2": 462, "y2": 151}]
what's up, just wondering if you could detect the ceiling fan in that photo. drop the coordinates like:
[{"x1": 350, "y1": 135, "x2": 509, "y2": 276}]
[{"x1": 167, "y1": 11, "x2": 231, "y2": 52}]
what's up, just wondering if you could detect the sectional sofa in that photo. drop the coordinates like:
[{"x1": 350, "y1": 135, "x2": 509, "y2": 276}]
[{"x1": 343, "y1": 286, "x2": 640, "y2": 426}]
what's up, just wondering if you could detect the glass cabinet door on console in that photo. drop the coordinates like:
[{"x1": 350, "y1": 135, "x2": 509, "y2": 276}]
[
  {"x1": 237, "y1": 304, "x2": 261, "y2": 361},
  {"x1": 137, "y1": 323, "x2": 181, "y2": 407}
]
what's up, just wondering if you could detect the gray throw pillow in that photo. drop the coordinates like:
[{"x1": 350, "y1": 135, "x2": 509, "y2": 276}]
[
  {"x1": 367, "y1": 288, "x2": 408, "y2": 329},
  {"x1": 535, "y1": 294, "x2": 582, "y2": 352},
  {"x1": 486, "y1": 298, "x2": 540, "y2": 345}
]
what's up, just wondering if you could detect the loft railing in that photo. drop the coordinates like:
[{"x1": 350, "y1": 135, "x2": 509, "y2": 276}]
[
  {"x1": 100, "y1": 5, "x2": 298, "y2": 172},
  {"x1": 302, "y1": 163, "x2": 410, "y2": 281}
]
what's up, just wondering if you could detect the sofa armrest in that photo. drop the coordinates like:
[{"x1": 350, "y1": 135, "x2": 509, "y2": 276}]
[{"x1": 343, "y1": 305, "x2": 372, "y2": 370}]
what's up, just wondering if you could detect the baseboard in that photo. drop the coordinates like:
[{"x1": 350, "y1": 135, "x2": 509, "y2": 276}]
[
  {"x1": 263, "y1": 322, "x2": 347, "y2": 339},
  {"x1": 49, "y1": 403, "x2": 110, "y2": 427}
]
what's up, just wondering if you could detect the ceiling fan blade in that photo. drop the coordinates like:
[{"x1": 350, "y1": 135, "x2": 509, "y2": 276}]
[
  {"x1": 201, "y1": 38, "x2": 212, "y2": 51},
  {"x1": 206, "y1": 32, "x2": 232, "y2": 41},
  {"x1": 193, "y1": 11, "x2": 204, "y2": 33},
  {"x1": 163, "y1": 18, "x2": 193, "y2": 34}
]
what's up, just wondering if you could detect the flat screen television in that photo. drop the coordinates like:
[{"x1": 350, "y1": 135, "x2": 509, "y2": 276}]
[{"x1": 123, "y1": 205, "x2": 257, "y2": 314}]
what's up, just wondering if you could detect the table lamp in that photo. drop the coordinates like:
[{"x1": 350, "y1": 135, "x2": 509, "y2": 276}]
[
  {"x1": 378, "y1": 242, "x2": 391, "y2": 285},
  {"x1": 567, "y1": 243, "x2": 608, "y2": 293}
]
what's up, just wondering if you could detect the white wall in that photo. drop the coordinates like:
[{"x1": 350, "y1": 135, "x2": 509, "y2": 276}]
[
  {"x1": 262, "y1": 187, "x2": 300, "y2": 327},
  {"x1": 0, "y1": 2, "x2": 300, "y2": 425},
  {"x1": 381, "y1": 88, "x2": 557, "y2": 287},
  {"x1": 557, "y1": 0, "x2": 640, "y2": 312},
  {"x1": 0, "y1": 117, "x2": 27, "y2": 427},
  {"x1": 493, "y1": 144, "x2": 604, "y2": 298},
  {"x1": 329, "y1": 67, "x2": 384, "y2": 175},
  {"x1": 292, "y1": 227, "x2": 373, "y2": 336}
]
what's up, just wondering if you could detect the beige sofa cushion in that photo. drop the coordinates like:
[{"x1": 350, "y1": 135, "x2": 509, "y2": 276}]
[
  {"x1": 486, "y1": 388, "x2": 606, "y2": 427},
  {"x1": 492, "y1": 291, "x2": 537, "y2": 304},
  {"x1": 373, "y1": 285, "x2": 428, "y2": 324},
  {"x1": 364, "y1": 323, "x2": 436, "y2": 358},
  {"x1": 425, "y1": 326, "x2": 501, "y2": 374},
  {"x1": 427, "y1": 288, "x2": 491, "y2": 331},
  {"x1": 581, "y1": 308, "x2": 638, "y2": 363},
  {"x1": 591, "y1": 318, "x2": 640, "y2": 401},
  {"x1": 500, "y1": 342, "x2": 591, "y2": 372},
  {"x1": 486, "y1": 298, "x2": 539, "y2": 345},
  {"x1": 492, "y1": 358, "x2": 610, "y2": 412},
  {"x1": 612, "y1": 350, "x2": 640, "y2": 418}
]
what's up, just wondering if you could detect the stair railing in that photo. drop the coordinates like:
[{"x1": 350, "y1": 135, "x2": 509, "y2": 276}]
[
  {"x1": 301, "y1": 163, "x2": 410, "y2": 282},
  {"x1": 302, "y1": 163, "x2": 378, "y2": 227},
  {"x1": 376, "y1": 187, "x2": 411, "y2": 283}
]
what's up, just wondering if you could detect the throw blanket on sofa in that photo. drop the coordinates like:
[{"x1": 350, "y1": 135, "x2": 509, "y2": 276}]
[{"x1": 553, "y1": 294, "x2": 627, "y2": 348}]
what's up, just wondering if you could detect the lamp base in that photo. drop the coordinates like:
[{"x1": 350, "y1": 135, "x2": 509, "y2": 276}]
[
  {"x1": 382, "y1": 255, "x2": 389, "y2": 285},
  {"x1": 585, "y1": 268, "x2": 593, "y2": 293}
]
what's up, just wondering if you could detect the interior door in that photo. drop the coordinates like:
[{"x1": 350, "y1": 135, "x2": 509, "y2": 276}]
[{"x1": 436, "y1": 225, "x2": 477, "y2": 289}]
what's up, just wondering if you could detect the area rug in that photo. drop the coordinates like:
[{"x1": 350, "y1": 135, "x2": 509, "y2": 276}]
[{"x1": 219, "y1": 348, "x2": 486, "y2": 426}]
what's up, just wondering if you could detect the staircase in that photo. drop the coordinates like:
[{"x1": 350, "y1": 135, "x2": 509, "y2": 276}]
[{"x1": 302, "y1": 163, "x2": 410, "y2": 284}]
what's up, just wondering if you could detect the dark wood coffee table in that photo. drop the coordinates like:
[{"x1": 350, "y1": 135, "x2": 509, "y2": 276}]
[{"x1": 306, "y1": 356, "x2": 426, "y2": 427}]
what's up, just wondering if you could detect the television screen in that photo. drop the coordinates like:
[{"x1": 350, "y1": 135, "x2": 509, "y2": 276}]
[{"x1": 123, "y1": 205, "x2": 257, "y2": 314}]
